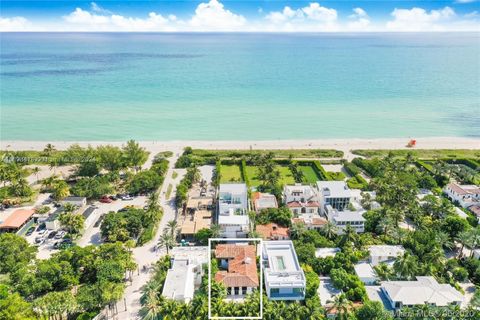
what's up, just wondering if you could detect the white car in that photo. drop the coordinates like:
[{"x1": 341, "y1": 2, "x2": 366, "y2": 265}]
[
  {"x1": 55, "y1": 231, "x2": 66, "y2": 239},
  {"x1": 120, "y1": 194, "x2": 134, "y2": 201},
  {"x1": 38, "y1": 229, "x2": 48, "y2": 236}
]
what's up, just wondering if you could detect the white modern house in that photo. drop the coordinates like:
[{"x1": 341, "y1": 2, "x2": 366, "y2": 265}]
[
  {"x1": 444, "y1": 183, "x2": 480, "y2": 208},
  {"x1": 218, "y1": 183, "x2": 249, "y2": 238},
  {"x1": 368, "y1": 245, "x2": 405, "y2": 266},
  {"x1": 252, "y1": 192, "x2": 278, "y2": 212},
  {"x1": 283, "y1": 184, "x2": 320, "y2": 215},
  {"x1": 324, "y1": 204, "x2": 365, "y2": 234},
  {"x1": 162, "y1": 246, "x2": 208, "y2": 302},
  {"x1": 316, "y1": 181, "x2": 352, "y2": 212},
  {"x1": 262, "y1": 240, "x2": 306, "y2": 301},
  {"x1": 380, "y1": 277, "x2": 463, "y2": 310}
]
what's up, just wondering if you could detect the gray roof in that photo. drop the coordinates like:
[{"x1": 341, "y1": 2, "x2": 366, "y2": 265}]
[
  {"x1": 62, "y1": 196, "x2": 86, "y2": 201},
  {"x1": 333, "y1": 211, "x2": 366, "y2": 222},
  {"x1": 82, "y1": 206, "x2": 96, "y2": 219},
  {"x1": 382, "y1": 276, "x2": 463, "y2": 306}
]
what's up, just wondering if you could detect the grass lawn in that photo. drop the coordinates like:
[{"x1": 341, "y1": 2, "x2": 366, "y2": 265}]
[
  {"x1": 298, "y1": 165, "x2": 321, "y2": 183},
  {"x1": 220, "y1": 165, "x2": 243, "y2": 183},
  {"x1": 190, "y1": 149, "x2": 343, "y2": 159},
  {"x1": 246, "y1": 165, "x2": 296, "y2": 186},
  {"x1": 352, "y1": 149, "x2": 480, "y2": 159}
]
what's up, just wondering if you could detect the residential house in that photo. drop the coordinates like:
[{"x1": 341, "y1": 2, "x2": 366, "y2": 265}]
[
  {"x1": 291, "y1": 215, "x2": 327, "y2": 231},
  {"x1": 60, "y1": 196, "x2": 87, "y2": 208},
  {"x1": 468, "y1": 205, "x2": 480, "y2": 223},
  {"x1": 218, "y1": 183, "x2": 249, "y2": 238},
  {"x1": 262, "y1": 240, "x2": 306, "y2": 301},
  {"x1": 354, "y1": 262, "x2": 377, "y2": 285},
  {"x1": 380, "y1": 276, "x2": 463, "y2": 310},
  {"x1": 444, "y1": 183, "x2": 480, "y2": 208},
  {"x1": 256, "y1": 223, "x2": 289, "y2": 240},
  {"x1": 283, "y1": 184, "x2": 320, "y2": 215},
  {"x1": 368, "y1": 245, "x2": 405, "y2": 267},
  {"x1": 324, "y1": 205, "x2": 365, "y2": 234},
  {"x1": 214, "y1": 244, "x2": 259, "y2": 296},
  {"x1": 316, "y1": 181, "x2": 352, "y2": 211},
  {"x1": 315, "y1": 247, "x2": 340, "y2": 258},
  {"x1": 252, "y1": 192, "x2": 278, "y2": 212},
  {"x1": 162, "y1": 246, "x2": 209, "y2": 302}
]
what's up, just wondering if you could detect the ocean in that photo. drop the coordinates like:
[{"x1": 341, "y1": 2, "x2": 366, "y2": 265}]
[{"x1": 0, "y1": 32, "x2": 479, "y2": 141}]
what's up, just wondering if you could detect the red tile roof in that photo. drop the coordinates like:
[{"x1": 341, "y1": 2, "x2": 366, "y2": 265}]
[
  {"x1": 469, "y1": 205, "x2": 480, "y2": 217},
  {"x1": 214, "y1": 244, "x2": 259, "y2": 288},
  {"x1": 256, "y1": 223, "x2": 289, "y2": 240},
  {"x1": 287, "y1": 201, "x2": 302, "y2": 208}
]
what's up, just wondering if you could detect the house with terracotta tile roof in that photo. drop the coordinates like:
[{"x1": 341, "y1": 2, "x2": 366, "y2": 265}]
[
  {"x1": 283, "y1": 184, "x2": 320, "y2": 215},
  {"x1": 214, "y1": 243, "x2": 259, "y2": 297},
  {"x1": 252, "y1": 192, "x2": 278, "y2": 212},
  {"x1": 0, "y1": 208, "x2": 35, "y2": 233},
  {"x1": 256, "y1": 223, "x2": 289, "y2": 240},
  {"x1": 444, "y1": 183, "x2": 480, "y2": 208}
]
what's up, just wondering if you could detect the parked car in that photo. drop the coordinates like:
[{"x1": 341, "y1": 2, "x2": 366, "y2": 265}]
[
  {"x1": 47, "y1": 231, "x2": 57, "y2": 239},
  {"x1": 109, "y1": 195, "x2": 118, "y2": 201},
  {"x1": 99, "y1": 196, "x2": 113, "y2": 203},
  {"x1": 36, "y1": 223, "x2": 46, "y2": 231},
  {"x1": 34, "y1": 236, "x2": 45, "y2": 244},
  {"x1": 55, "y1": 231, "x2": 66, "y2": 239},
  {"x1": 25, "y1": 227, "x2": 35, "y2": 236},
  {"x1": 120, "y1": 194, "x2": 134, "y2": 201},
  {"x1": 38, "y1": 229, "x2": 48, "y2": 236}
]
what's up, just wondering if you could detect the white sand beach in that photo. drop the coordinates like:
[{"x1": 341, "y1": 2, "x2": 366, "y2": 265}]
[{"x1": 1, "y1": 137, "x2": 479, "y2": 161}]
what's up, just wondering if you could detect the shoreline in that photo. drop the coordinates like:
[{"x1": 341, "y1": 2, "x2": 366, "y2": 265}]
[{"x1": 1, "y1": 137, "x2": 479, "y2": 153}]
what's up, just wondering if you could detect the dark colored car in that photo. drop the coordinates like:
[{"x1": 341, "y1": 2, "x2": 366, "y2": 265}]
[
  {"x1": 36, "y1": 223, "x2": 46, "y2": 231},
  {"x1": 47, "y1": 231, "x2": 57, "y2": 239},
  {"x1": 109, "y1": 195, "x2": 118, "y2": 201},
  {"x1": 25, "y1": 227, "x2": 35, "y2": 236}
]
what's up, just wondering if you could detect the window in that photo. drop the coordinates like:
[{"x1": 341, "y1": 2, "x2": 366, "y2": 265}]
[{"x1": 270, "y1": 288, "x2": 279, "y2": 294}]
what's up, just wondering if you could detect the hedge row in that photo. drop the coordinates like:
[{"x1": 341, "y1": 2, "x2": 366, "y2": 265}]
[
  {"x1": 240, "y1": 159, "x2": 250, "y2": 187},
  {"x1": 343, "y1": 162, "x2": 361, "y2": 176}
]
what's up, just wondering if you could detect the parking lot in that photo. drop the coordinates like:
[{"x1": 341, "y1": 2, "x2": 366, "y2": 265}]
[{"x1": 77, "y1": 195, "x2": 147, "y2": 247}]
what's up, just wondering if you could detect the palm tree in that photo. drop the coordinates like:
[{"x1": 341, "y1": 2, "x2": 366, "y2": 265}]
[
  {"x1": 374, "y1": 263, "x2": 393, "y2": 281},
  {"x1": 158, "y1": 232, "x2": 175, "y2": 254},
  {"x1": 321, "y1": 221, "x2": 337, "y2": 240},
  {"x1": 393, "y1": 252, "x2": 418, "y2": 280},
  {"x1": 43, "y1": 143, "x2": 56, "y2": 156},
  {"x1": 456, "y1": 230, "x2": 474, "y2": 258},
  {"x1": 209, "y1": 224, "x2": 221, "y2": 238},
  {"x1": 62, "y1": 202, "x2": 76, "y2": 213},
  {"x1": 435, "y1": 231, "x2": 454, "y2": 251},
  {"x1": 165, "y1": 220, "x2": 179, "y2": 238},
  {"x1": 41, "y1": 174, "x2": 59, "y2": 190},
  {"x1": 289, "y1": 222, "x2": 306, "y2": 240},
  {"x1": 328, "y1": 294, "x2": 352, "y2": 320},
  {"x1": 140, "y1": 290, "x2": 161, "y2": 320},
  {"x1": 31, "y1": 166, "x2": 41, "y2": 184}
]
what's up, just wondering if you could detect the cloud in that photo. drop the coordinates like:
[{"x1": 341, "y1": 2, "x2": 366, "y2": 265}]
[
  {"x1": 454, "y1": 0, "x2": 477, "y2": 3},
  {"x1": 189, "y1": 0, "x2": 246, "y2": 30},
  {"x1": 1, "y1": 1, "x2": 479, "y2": 32},
  {"x1": 347, "y1": 7, "x2": 370, "y2": 30},
  {"x1": 90, "y1": 2, "x2": 112, "y2": 15},
  {"x1": 0, "y1": 16, "x2": 32, "y2": 31},
  {"x1": 63, "y1": 8, "x2": 176, "y2": 31},
  {"x1": 386, "y1": 7, "x2": 456, "y2": 31},
  {"x1": 265, "y1": 2, "x2": 338, "y2": 31}
]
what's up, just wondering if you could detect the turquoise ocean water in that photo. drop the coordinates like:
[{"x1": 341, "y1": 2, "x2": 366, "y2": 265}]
[{"x1": 0, "y1": 32, "x2": 479, "y2": 141}]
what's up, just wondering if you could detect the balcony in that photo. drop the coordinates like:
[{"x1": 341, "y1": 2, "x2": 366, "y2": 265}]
[{"x1": 269, "y1": 291, "x2": 305, "y2": 300}]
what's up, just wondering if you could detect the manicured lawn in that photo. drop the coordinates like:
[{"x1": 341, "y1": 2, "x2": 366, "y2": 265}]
[
  {"x1": 352, "y1": 149, "x2": 480, "y2": 159},
  {"x1": 298, "y1": 165, "x2": 321, "y2": 183},
  {"x1": 220, "y1": 165, "x2": 243, "y2": 182},
  {"x1": 246, "y1": 165, "x2": 295, "y2": 186}
]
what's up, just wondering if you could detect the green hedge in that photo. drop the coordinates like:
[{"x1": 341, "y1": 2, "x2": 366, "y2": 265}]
[
  {"x1": 240, "y1": 159, "x2": 250, "y2": 187},
  {"x1": 312, "y1": 160, "x2": 331, "y2": 181},
  {"x1": 343, "y1": 162, "x2": 361, "y2": 176}
]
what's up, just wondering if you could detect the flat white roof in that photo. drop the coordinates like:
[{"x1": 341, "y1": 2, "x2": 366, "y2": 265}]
[
  {"x1": 263, "y1": 240, "x2": 305, "y2": 286},
  {"x1": 171, "y1": 246, "x2": 208, "y2": 264},
  {"x1": 218, "y1": 214, "x2": 249, "y2": 226},
  {"x1": 316, "y1": 181, "x2": 351, "y2": 198},
  {"x1": 333, "y1": 211, "x2": 366, "y2": 222},
  {"x1": 219, "y1": 183, "x2": 247, "y2": 194},
  {"x1": 161, "y1": 260, "x2": 195, "y2": 301},
  {"x1": 315, "y1": 248, "x2": 341, "y2": 258},
  {"x1": 368, "y1": 245, "x2": 405, "y2": 258},
  {"x1": 354, "y1": 262, "x2": 376, "y2": 279}
]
